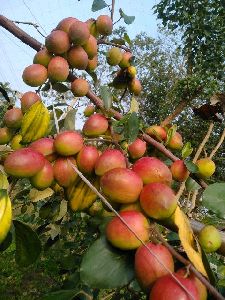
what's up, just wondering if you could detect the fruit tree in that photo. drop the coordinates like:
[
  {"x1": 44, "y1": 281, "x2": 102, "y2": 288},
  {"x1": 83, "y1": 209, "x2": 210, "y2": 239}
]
[{"x1": 0, "y1": 0, "x2": 225, "y2": 299}]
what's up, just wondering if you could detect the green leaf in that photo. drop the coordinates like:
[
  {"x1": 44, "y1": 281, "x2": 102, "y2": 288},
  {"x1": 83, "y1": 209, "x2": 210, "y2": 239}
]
[
  {"x1": 182, "y1": 142, "x2": 193, "y2": 159},
  {"x1": 126, "y1": 112, "x2": 139, "y2": 143},
  {"x1": 42, "y1": 289, "x2": 79, "y2": 300},
  {"x1": 13, "y1": 220, "x2": 42, "y2": 267},
  {"x1": 202, "y1": 183, "x2": 225, "y2": 219},
  {"x1": 52, "y1": 83, "x2": 69, "y2": 93},
  {"x1": 110, "y1": 38, "x2": 125, "y2": 45},
  {"x1": 165, "y1": 124, "x2": 177, "y2": 145},
  {"x1": 123, "y1": 33, "x2": 132, "y2": 45},
  {"x1": 80, "y1": 236, "x2": 134, "y2": 288},
  {"x1": 100, "y1": 85, "x2": 112, "y2": 110},
  {"x1": 184, "y1": 160, "x2": 198, "y2": 173},
  {"x1": 185, "y1": 177, "x2": 200, "y2": 192},
  {"x1": 41, "y1": 82, "x2": 50, "y2": 91},
  {"x1": 119, "y1": 8, "x2": 135, "y2": 25},
  {"x1": 0, "y1": 231, "x2": 12, "y2": 252},
  {"x1": 64, "y1": 109, "x2": 77, "y2": 131},
  {"x1": 0, "y1": 171, "x2": 9, "y2": 189},
  {"x1": 92, "y1": 0, "x2": 108, "y2": 12}
]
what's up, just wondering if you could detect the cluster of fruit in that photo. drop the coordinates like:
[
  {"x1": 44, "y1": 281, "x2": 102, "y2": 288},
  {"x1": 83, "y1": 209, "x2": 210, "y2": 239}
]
[{"x1": 20, "y1": 14, "x2": 141, "y2": 97}]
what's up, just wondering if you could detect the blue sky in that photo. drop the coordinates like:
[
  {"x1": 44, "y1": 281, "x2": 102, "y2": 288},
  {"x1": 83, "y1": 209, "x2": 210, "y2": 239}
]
[{"x1": 0, "y1": 0, "x2": 159, "y2": 92}]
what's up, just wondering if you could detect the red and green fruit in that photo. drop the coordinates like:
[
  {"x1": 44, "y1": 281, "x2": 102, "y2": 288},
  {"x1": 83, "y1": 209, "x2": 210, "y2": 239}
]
[
  {"x1": 30, "y1": 159, "x2": 54, "y2": 190},
  {"x1": 33, "y1": 48, "x2": 53, "y2": 67},
  {"x1": 135, "y1": 242, "x2": 174, "y2": 289},
  {"x1": 53, "y1": 157, "x2": 78, "y2": 187},
  {"x1": 167, "y1": 132, "x2": 183, "y2": 150},
  {"x1": 82, "y1": 35, "x2": 97, "y2": 59},
  {"x1": 128, "y1": 138, "x2": 146, "y2": 159},
  {"x1": 106, "y1": 47, "x2": 122, "y2": 66},
  {"x1": 132, "y1": 157, "x2": 172, "y2": 185},
  {"x1": 140, "y1": 182, "x2": 177, "y2": 219},
  {"x1": 71, "y1": 78, "x2": 89, "y2": 97},
  {"x1": 95, "y1": 149, "x2": 126, "y2": 176},
  {"x1": 54, "y1": 130, "x2": 83, "y2": 156},
  {"x1": 171, "y1": 160, "x2": 189, "y2": 182},
  {"x1": 67, "y1": 46, "x2": 89, "y2": 70},
  {"x1": 45, "y1": 30, "x2": 70, "y2": 54},
  {"x1": 47, "y1": 56, "x2": 69, "y2": 82},
  {"x1": 56, "y1": 17, "x2": 78, "y2": 33},
  {"x1": 20, "y1": 91, "x2": 41, "y2": 113},
  {"x1": 0, "y1": 127, "x2": 12, "y2": 145},
  {"x1": 106, "y1": 211, "x2": 149, "y2": 250},
  {"x1": 84, "y1": 105, "x2": 95, "y2": 117},
  {"x1": 77, "y1": 145, "x2": 99, "y2": 174},
  {"x1": 145, "y1": 125, "x2": 167, "y2": 141},
  {"x1": 22, "y1": 64, "x2": 48, "y2": 87},
  {"x1": 4, "y1": 148, "x2": 45, "y2": 178},
  {"x1": 83, "y1": 113, "x2": 108, "y2": 137},
  {"x1": 100, "y1": 167, "x2": 143, "y2": 203},
  {"x1": 69, "y1": 20, "x2": 90, "y2": 45},
  {"x1": 128, "y1": 78, "x2": 142, "y2": 95},
  {"x1": 29, "y1": 137, "x2": 56, "y2": 162},
  {"x1": 96, "y1": 15, "x2": 113, "y2": 36},
  {"x1": 4, "y1": 108, "x2": 23, "y2": 129}
]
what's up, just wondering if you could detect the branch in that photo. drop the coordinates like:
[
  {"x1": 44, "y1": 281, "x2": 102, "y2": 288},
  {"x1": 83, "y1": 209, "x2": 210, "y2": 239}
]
[
  {"x1": 111, "y1": 0, "x2": 115, "y2": 23},
  {"x1": 209, "y1": 128, "x2": 225, "y2": 159},
  {"x1": 161, "y1": 100, "x2": 188, "y2": 127},
  {"x1": 12, "y1": 20, "x2": 46, "y2": 37},
  {"x1": 0, "y1": 15, "x2": 207, "y2": 191},
  {"x1": 154, "y1": 228, "x2": 225, "y2": 300},
  {"x1": 97, "y1": 39, "x2": 130, "y2": 52}
]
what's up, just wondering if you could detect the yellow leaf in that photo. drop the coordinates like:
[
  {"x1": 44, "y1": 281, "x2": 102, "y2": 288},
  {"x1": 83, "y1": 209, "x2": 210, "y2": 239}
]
[
  {"x1": 174, "y1": 206, "x2": 207, "y2": 277},
  {"x1": 29, "y1": 188, "x2": 53, "y2": 202},
  {"x1": 129, "y1": 97, "x2": 139, "y2": 113},
  {"x1": 0, "y1": 169, "x2": 9, "y2": 190}
]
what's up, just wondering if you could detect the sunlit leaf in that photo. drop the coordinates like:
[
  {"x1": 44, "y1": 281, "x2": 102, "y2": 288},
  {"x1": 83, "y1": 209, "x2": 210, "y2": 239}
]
[
  {"x1": 182, "y1": 142, "x2": 193, "y2": 158},
  {"x1": 92, "y1": 0, "x2": 108, "y2": 12},
  {"x1": 29, "y1": 188, "x2": 54, "y2": 202},
  {"x1": 202, "y1": 183, "x2": 225, "y2": 219},
  {"x1": 64, "y1": 109, "x2": 77, "y2": 131}
]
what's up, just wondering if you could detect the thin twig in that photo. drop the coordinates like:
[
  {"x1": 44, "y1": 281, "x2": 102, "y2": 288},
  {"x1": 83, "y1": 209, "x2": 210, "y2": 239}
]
[
  {"x1": 193, "y1": 122, "x2": 214, "y2": 163},
  {"x1": 111, "y1": 0, "x2": 115, "y2": 23},
  {"x1": 188, "y1": 190, "x2": 198, "y2": 213},
  {"x1": 97, "y1": 39, "x2": 130, "y2": 52},
  {"x1": 12, "y1": 20, "x2": 46, "y2": 37},
  {"x1": 209, "y1": 128, "x2": 225, "y2": 159},
  {"x1": 69, "y1": 162, "x2": 196, "y2": 300}
]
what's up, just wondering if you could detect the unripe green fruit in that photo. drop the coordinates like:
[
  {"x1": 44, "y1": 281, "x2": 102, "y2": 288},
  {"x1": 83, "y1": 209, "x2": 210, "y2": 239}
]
[
  {"x1": 33, "y1": 48, "x2": 53, "y2": 67},
  {"x1": 82, "y1": 35, "x2": 97, "y2": 59},
  {"x1": 4, "y1": 108, "x2": 23, "y2": 129},
  {"x1": 56, "y1": 17, "x2": 78, "y2": 33},
  {"x1": 10, "y1": 134, "x2": 23, "y2": 150},
  {"x1": 45, "y1": 30, "x2": 70, "y2": 54},
  {"x1": 84, "y1": 105, "x2": 95, "y2": 117},
  {"x1": 0, "y1": 127, "x2": 12, "y2": 145},
  {"x1": 71, "y1": 78, "x2": 89, "y2": 97},
  {"x1": 54, "y1": 130, "x2": 83, "y2": 156},
  {"x1": 106, "y1": 211, "x2": 149, "y2": 250},
  {"x1": 4, "y1": 148, "x2": 45, "y2": 178},
  {"x1": 198, "y1": 225, "x2": 222, "y2": 253},
  {"x1": 86, "y1": 18, "x2": 99, "y2": 38},
  {"x1": 20, "y1": 91, "x2": 41, "y2": 113},
  {"x1": 196, "y1": 158, "x2": 215, "y2": 178},
  {"x1": 30, "y1": 160, "x2": 54, "y2": 190},
  {"x1": 47, "y1": 56, "x2": 69, "y2": 82},
  {"x1": 96, "y1": 15, "x2": 113, "y2": 36},
  {"x1": 106, "y1": 47, "x2": 122, "y2": 66},
  {"x1": 22, "y1": 64, "x2": 47, "y2": 87},
  {"x1": 69, "y1": 20, "x2": 90, "y2": 45},
  {"x1": 67, "y1": 46, "x2": 89, "y2": 70}
]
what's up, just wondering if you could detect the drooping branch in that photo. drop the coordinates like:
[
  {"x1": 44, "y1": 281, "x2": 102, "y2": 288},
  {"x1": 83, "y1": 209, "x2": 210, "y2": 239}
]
[
  {"x1": 209, "y1": 128, "x2": 225, "y2": 159},
  {"x1": 97, "y1": 39, "x2": 130, "y2": 52}
]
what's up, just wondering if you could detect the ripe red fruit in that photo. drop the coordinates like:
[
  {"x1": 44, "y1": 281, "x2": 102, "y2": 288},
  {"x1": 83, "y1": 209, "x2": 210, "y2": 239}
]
[
  {"x1": 135, "y1": 242, "x2": 174, "y2": 290},
  {"x1": 30, "y1": 159, "x2": 54, "y2": 190},
  {"x1": 4, "y1": 148, "x2": 45, "y2": 178},
  {"x1": 171, "y1": 160, "x2": 189, "y2": 181},
  {"x1": 71, "y1": 78, "x2": 89, "y2": 97},
  {"x1": 56, "y1": 17, "x2": 78, "y2": 33},
  {"x1": 29, "y1": 137, "x2": 56, "y2": 162},
  {"x1": 106, "y1": 211, "x2": 149, "y2": 250},
  {"x1": 47, "y1": 56, "x2": 69, "y2": 82},
  {"x1": 128, "y1": 78, "x2": 142, "y2": 96},
  {"x1": 77, "y1": 145, "x2": 99, "y2": 174},
  {"x1": 140, "y1": 182, "x2": 177, "y2": 220},
  {"x1": 95, "y1": 149, "x2": 126, "y2": 176},
  {"x1": 20, "y1": 91, "x2": 41, "y2": 113},
  {"x1": 132, "y1": 157, "x2": 172, "y2": 185},
  {"x1": 54, "y1": 130, "x2": 83, "y2": 156},
  {"x1": 53, "y1": 157, "x2": 78, "y2": 187},
  {"x1": 128, "y1": 138, "x2": 146, "y2": 159},
  {"x1": 67, "y1": 46, "x2": 89, "y2": 70},
  {"x1": 83, "y1": 113, "x2": 108, "y2": 137},
  {"x1": 45, "y1": 30, "x2": 70, "y2": 54},
  {"x1": 149, "y1": 273, "x2": 199, "y2": 300},
  {"x1": 3, "y1": 108, "x2": 23, "y2": 129},
  {"x1": 176, "y1": 268, "x2": 207, "y2": 300},
  {"x1": 100, "y1": 168, "x2": 143, "y2": 203},
  {"x1": 145, "y1": 125, "x2": 167, "y2": 141},
  {"x1": 22, "y1": 64, "x2": 47, "y2": 87}
]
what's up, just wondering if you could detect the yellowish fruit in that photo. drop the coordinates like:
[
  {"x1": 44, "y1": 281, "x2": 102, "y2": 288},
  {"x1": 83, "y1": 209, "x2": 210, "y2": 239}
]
[
  {"x1": 196, "y1": 158, "x2": 215, "y2": 178},
  {"x1": 198, "y1": 225, "x2": 222, "y2": 253}
]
